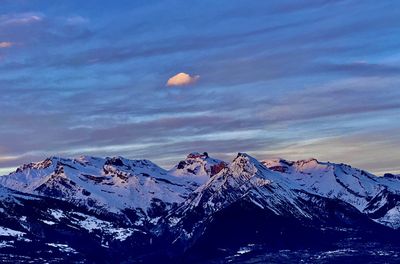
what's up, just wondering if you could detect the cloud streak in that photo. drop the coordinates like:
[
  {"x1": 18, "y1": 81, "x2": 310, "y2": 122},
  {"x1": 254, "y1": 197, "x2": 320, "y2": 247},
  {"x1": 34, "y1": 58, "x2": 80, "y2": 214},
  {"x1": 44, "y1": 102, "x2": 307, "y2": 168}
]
[
  {"x1": 0, "y1": 12, "x2": 43, "y2": 25},
  {"x1": 0, "y1": 42, "x2": 13, "y2": 48}
]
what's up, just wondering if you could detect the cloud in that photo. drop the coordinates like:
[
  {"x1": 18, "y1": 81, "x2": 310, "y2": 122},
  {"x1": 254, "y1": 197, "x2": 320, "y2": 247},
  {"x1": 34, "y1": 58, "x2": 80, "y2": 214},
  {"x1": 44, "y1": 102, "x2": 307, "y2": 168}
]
[
  {"x1": 66, "y1": 16, "x2": 89, "y2": 26},
  {"x1": 317, "y1": 62, "x2": 400, "y2": 76},
  {"x1": 0, "y1": 13, "x2": 43, "y2": 25},
  {"x1": 166, "y1": 72, "x2": 199, "y2": 87},
  {"x1": 0, "y1": 41, "x2": 13, "y2": 48}
]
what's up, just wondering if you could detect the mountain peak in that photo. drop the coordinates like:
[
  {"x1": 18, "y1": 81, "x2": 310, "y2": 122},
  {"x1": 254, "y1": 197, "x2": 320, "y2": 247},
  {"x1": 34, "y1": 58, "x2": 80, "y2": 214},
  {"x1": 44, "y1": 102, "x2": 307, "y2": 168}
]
[
  {"x1": 186, "y1": 152, "x2": 209, "y2": 159},
  {"x1": 170, "y1": 152, "x2": 226, "y2": 182},
  {"x1": 295, "y1": 158, "x2": 320, "y2": 166},
  {"x1": 230, "y1": 152, "x2": 263, "y2": 177},
  {"x1": 235, "y1": 152, "x2": 251, "y2": 158},
  {"x1": 261, "y1": 158, "x2": 294, "y2": 173},
  {"x1": 15, "y1": 156, "x2": 62, "y2": 173},
  {"x1": 105, "y1": 156, "x2": 128, "y2": 167},
  {"x1": 232, "y1": 152, "x2": 261, "y2": 164}
]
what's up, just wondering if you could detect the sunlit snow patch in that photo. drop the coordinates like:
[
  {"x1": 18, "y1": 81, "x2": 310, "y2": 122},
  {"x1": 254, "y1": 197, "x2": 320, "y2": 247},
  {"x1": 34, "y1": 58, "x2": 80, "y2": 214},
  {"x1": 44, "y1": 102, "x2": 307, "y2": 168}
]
[
  {"x1": 47, "y1": 243, "x2": 78, "y2": 254},
  {"x1": 0, "y1": 226, "x2": 25, "y2": 237},
  {"x1": 71, "y1": 212, "x2": 142, "y2": 241}
]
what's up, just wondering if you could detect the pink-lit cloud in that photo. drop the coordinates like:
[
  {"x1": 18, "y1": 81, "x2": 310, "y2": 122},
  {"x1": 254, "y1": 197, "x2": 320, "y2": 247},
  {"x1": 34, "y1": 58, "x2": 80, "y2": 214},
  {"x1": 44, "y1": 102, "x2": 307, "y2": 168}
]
[
  {"x1": 0, "y1": 13, "x2": 43, "y2": 26},
  {"x1": 166, "y1": 72, "x2": 200, "y2": 87},
  {"x1": 0, "y1": 42, "x2": 13, "y2": 48}
]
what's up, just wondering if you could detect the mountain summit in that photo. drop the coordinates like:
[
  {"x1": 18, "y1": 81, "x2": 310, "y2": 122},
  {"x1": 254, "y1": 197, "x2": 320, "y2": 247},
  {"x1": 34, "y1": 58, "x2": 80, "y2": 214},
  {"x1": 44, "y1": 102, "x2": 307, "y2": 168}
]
[{"x1": 169, "y1": 152, "x2": 226, "y2": 183}]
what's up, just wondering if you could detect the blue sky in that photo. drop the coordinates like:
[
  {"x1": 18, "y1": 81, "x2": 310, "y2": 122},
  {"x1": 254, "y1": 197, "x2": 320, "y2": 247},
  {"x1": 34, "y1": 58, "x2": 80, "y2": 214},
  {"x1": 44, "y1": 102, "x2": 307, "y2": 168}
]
[{"x1": 1, "y1": 0, "x2": 400, "y2": 175}]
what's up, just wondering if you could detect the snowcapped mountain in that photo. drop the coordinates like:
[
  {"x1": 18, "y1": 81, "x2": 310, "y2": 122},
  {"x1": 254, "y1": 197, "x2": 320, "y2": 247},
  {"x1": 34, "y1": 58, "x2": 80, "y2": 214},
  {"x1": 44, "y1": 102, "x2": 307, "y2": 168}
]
[
  {"x1": 169, "y1": 153, "x2": 309, "y2": 221},
  {"x1": 169, "y1": 152, "x2": 226, "y2": 184},
  {"x1": 0, "y1": 152, "x2": 400, "y2": 263},
  {"x1": 262, "y1": 158, "x2": 381, "y2": 210},
  {"x1": 0, "y1": 156, "x2": 195, "y2": 214},
  {"x1": 262, "y1": 158, "x2": 400, "y2": 228},
  {"x1": 163, "y1": 154, "x2": 393, "y2": 256}
]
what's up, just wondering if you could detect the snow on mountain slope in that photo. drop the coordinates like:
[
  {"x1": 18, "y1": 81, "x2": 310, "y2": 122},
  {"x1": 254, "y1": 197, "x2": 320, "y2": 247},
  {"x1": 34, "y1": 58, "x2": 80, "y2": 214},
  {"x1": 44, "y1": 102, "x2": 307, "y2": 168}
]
[
  {"x1": 169, "y1": 152, "x2": 226, "y2": 184},
  {"x1": 0, "y1": 156, "x2": 195, "y2": 213},
  {"x1": 1, "y1": 153, "x2": 400, "y2": 231},
  {"x1": 2, "y1": 152, "x2": 400, "y2": 262},
  {"x1": 262, "y1": 158, "x2": 400, "y2": 228},
  {"x1": 165, "y1": 154, "x2": 316, "y2": 242},
  {"x1": 263, "y1": 159, "x2": 380, "y2": 208},
  {"x1": 0, "y1": 187, "x2": 157, "y2": 263},
  {"x1": 163, "y1": 153, "x2": 391, "y2": 251},
  {"x1": 180, "y1": 153, "x2": 307, "y2": 216}
]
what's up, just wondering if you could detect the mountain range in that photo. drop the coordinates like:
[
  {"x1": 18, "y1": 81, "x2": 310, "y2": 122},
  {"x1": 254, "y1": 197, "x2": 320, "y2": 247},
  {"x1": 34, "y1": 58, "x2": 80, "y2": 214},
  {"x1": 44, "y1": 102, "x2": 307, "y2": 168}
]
[{"x1": 0, "y1": 152, "x2": 400, "y2": 263}]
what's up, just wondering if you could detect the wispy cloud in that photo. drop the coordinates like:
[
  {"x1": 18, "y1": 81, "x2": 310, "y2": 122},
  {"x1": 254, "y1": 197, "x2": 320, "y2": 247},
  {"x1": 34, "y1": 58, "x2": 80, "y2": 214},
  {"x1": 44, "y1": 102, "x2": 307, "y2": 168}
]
[
  {"x1": 317, "y1": 62, "x2": 400, "y2": 76},
  {"x1": 66, "y1": 15, "x2": 89, "y2": 26},
  {"x1": 0, "y1": 41, "x2": 13, "y2": 48},
  {"x1": 0, "y1": 12, "x2": 43, "y2": 25}
]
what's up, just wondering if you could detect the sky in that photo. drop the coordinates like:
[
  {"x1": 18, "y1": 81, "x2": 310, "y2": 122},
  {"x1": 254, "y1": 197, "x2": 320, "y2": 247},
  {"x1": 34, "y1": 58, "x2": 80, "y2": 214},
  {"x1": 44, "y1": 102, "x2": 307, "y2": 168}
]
[{"x1": 0, "y1": 0, "x2": 400, "y2": 175}]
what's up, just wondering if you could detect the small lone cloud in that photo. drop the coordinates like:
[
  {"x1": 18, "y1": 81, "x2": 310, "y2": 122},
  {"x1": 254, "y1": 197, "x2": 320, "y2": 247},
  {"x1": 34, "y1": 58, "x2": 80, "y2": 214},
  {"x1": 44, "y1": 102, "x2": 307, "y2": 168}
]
[
  {"x1": 166, "y1": 72, "x2": 200, "y2": 87},
  {"x1": 66, "y1": 15, "x2": 89, "y2": 26},
  {"x1": 0, "y1": 42, "x2": 13, "y2": 48}
]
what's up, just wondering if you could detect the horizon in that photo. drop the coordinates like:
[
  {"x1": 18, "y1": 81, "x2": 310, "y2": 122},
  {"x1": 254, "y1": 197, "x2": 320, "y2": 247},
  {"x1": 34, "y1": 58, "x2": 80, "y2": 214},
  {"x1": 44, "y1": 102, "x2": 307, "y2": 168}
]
[{"x1": 1, "y1": 1, "x2": 400, "y2": 176}]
